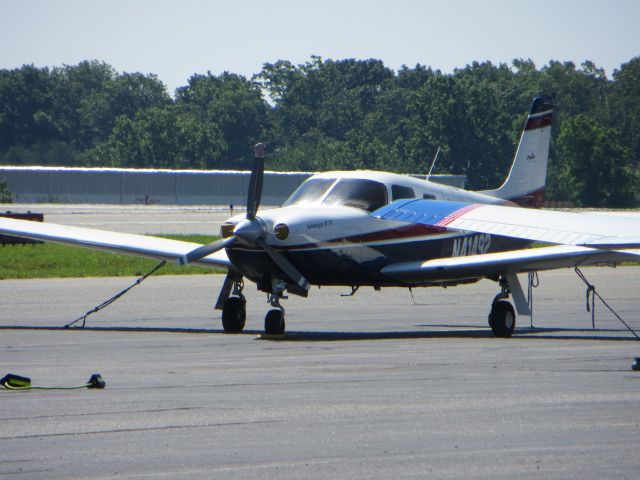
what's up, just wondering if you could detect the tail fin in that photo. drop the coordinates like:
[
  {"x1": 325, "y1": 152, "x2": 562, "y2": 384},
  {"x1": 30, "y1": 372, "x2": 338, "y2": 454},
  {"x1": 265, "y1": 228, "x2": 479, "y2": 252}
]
[{"x1": 483, "y1": 96, "x2": 553, "y2": 207}]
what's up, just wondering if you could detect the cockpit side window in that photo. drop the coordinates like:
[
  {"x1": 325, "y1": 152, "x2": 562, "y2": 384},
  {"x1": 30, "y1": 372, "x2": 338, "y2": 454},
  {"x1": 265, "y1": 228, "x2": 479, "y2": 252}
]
[
  {"x1": 391, "y1": 185, "x2": 415, "y2": 201},
  {"x1": 322, "y1": 178, "x2": 388, "y2": 212},
  {"x1": 283, "y1": 178, "x2": 336, "y2": 206}
]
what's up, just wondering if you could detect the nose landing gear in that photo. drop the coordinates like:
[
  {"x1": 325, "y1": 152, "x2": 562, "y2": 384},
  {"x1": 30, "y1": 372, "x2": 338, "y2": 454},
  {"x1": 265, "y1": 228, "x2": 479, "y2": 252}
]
[
  {"x1": 217, "y1": 274, "x2": 291, "y2": 336},
  {"x1": 264, "y1": 278, "x2": 287, "y2": 336},
  {"x1": 265, "y1": 308, "x2": 285, "y2": 335}
]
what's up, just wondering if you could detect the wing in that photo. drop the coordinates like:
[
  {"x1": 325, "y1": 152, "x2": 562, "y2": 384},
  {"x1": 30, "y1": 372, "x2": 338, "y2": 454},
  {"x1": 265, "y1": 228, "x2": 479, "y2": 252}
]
[
  {"x1": 374, "y1": 199, "x2": 640, "y2": 251},
  {"x1": 381, "y1": 245, "x2": 635, "y2": 283},
  {"x1": 0, "y1": 217, "x2": 231, "y2": 270},
  {"x1": 373, "y1": 199, "x2": 640, "y2": 283}
]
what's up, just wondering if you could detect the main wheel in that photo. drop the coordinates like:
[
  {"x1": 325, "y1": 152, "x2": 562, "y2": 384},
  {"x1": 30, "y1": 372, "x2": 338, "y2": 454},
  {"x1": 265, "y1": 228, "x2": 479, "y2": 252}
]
[
  {"x1": 222, "y1": 296, "x2": 246, "y2": 333},
  {"x1": 264, "y1": 309, "x2": 285, "y2": 335},
  {"x1": 488, "y1": 300, "x2": 516, "y2": 338}
]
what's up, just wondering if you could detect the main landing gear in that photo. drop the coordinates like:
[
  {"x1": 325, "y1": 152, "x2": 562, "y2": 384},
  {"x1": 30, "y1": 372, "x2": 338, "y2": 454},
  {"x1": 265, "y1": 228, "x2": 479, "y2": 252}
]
[
  {"x1": 221, "y1": 273, "x2": 523, "y2": 338},
  {"x1": 488, "y1": 275, "x2": 518, "y2": 338},
  {"x1": 221, "y1": 278, "x2": 246, "y2": 333},
  {"x1": 218, "y1": 276, "x2": 289, "y2": 335}
]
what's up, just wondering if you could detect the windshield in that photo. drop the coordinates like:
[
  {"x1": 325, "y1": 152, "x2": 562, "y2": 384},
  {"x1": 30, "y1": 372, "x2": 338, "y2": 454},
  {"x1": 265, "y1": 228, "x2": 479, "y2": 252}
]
[
  {"x1": 283, "y1": 178, "x2": 336, "y2": 206},
  {"x1": 284, "y1": 177, "x2": 389, "y2": 212},
  {"x1": 322, "y1": 178, "x2": 388, "y2": 212}
]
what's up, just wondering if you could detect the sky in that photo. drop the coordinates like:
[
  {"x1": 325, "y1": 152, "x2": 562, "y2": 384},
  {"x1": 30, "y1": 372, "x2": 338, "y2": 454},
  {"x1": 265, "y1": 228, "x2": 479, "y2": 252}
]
[{"x1": 1, "y1": 0, "x2": 639, "y2": 96}]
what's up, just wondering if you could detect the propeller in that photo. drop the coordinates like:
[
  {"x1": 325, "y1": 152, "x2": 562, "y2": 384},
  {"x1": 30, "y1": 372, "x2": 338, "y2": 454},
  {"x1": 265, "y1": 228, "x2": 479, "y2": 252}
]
[
  {"x1": 178, "y1": 144, "x2": 310, "y2": 291},
  {"x1": 246, "y1": 142, "x2": 264, "y2": 219},
  {"x1": 178, "y1": 235, "x2": 237, "y2": 266},
  {"x1": 256, "y1": 237, "x2": 309, "y2": 290}
]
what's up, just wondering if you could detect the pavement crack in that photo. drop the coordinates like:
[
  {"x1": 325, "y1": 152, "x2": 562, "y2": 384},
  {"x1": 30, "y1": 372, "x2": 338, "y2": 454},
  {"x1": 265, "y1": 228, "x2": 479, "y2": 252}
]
[
  {"x1": 0, "y1": 420, "x2": 280, "y2": 441},
  {"x1": 0, "y1": 406, "x2": 208, "y2": 422}
]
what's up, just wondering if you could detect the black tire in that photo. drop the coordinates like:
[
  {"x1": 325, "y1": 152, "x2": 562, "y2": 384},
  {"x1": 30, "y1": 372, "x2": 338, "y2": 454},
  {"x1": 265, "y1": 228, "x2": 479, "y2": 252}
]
[
  {"x1": 264, "y1": 309, "x2": 285, "y2": 335},
  {"x1": 488, "y1": 300, "x2": 516, "y2": 338},
  {"x1": 222, "y1": 296, "x2": 246, "y2": 333}
]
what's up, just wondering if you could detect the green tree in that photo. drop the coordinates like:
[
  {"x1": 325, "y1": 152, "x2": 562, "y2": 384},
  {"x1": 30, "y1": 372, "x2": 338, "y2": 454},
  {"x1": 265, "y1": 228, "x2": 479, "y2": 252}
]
[
  {"x1": 175, "y1": 72, "x2": 267, "y2": 168},
  {"x1": 405, "y1": 63, "x2": 520, "y2": 189},
  {"x1": 0, "y1": 64, "x2": 60, "y2": 151},
  {"x1": 76, "y1": 70, "x2": 170, "y2": 150},
  {"x1": 257, "y1": 57, "x2": 398, "y2": 171},
  {"x1": 89, "y1": 106, "x2": 226, "y2": 169},
  {"x1": 0, "y1": 61, "x2": 170, "y2": 166},
  {"x1": 0, "y1": 56, "x2": 638, "y2": 206},
  {"x1": 555, "y1": 114, "x2": 635, "y2": 207},
  {"x1": 607, "y1": 57, "x2": 640, "y2": 169}
]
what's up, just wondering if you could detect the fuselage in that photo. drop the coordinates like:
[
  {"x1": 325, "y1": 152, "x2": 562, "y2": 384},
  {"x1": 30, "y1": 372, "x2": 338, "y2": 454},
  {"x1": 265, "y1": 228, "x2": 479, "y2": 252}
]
[{"x1": 222, "y1": 170, "x2": 529, "y2": 291}]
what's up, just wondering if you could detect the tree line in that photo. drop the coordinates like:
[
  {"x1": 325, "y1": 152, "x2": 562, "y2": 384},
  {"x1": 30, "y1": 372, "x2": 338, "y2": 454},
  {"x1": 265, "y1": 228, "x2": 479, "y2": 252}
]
[{"x1": 1, "y1": 57, "x2": 638, "y2": 207}]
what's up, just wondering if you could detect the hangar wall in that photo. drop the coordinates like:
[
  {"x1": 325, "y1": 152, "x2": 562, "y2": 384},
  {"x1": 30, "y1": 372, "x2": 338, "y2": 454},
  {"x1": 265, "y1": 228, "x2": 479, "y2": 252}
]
[{"x1": 0, "y1": 166, "x2": 465, "y2": 205}]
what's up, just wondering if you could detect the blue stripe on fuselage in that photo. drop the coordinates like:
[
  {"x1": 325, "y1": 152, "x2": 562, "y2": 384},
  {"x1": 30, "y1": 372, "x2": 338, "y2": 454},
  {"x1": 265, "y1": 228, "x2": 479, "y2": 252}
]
[{"x1": 372, "y1": 199, "x2": 472, "y2": 226}]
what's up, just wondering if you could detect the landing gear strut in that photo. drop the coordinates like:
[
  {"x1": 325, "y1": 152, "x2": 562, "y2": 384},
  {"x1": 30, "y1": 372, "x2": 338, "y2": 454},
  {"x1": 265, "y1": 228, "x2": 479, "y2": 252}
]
[
  {"x1": 264, "y1": 278, "x2": 287, "y2": 335},
  {"x1": 488, "y1": 276, "x2": 516, "y2": 338},
  {"x1": 221, "y1": 278, "x2": 246, "y2": 333}
]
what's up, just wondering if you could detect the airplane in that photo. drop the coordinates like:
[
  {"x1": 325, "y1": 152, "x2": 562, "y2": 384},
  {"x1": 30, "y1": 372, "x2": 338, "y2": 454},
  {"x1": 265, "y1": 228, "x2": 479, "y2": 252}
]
[{"x1": 1, "y1": 96, "x2": 639, "y2": 337}]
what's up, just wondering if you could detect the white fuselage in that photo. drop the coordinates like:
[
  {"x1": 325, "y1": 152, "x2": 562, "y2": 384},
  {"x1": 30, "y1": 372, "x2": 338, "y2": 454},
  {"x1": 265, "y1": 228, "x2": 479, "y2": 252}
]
[{"x1": 223, "y1": 171, "x2": 526, "y2": 289}]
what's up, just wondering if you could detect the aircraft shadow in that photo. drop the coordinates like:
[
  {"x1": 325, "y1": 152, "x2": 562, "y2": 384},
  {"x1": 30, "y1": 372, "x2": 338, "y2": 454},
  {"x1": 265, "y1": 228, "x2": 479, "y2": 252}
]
[
  {"x1": 265, "y1": 326, "x2": 640, "y2": 342},
  {"x1": 0, "y1": 325, "x2": 637, "y2": 342},
  {"x1": 0, "y1": 325, "x2": 224, "y2": 335}
]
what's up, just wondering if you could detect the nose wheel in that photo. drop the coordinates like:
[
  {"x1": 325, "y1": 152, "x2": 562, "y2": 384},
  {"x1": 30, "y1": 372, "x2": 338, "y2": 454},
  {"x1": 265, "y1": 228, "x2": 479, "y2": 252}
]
[
  {"x1": 264, "y1": 278, "x2": 287, "y2": 336},
  {"x1": 265, "y1": 309, "x2": 285, "y2": 335}
]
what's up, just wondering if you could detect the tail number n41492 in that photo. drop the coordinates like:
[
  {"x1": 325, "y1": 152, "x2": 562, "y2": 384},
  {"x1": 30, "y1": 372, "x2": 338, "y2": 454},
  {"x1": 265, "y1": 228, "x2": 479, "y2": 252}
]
[{"x1": 452, "y1": 234, "x2": 491, "y2": 257}]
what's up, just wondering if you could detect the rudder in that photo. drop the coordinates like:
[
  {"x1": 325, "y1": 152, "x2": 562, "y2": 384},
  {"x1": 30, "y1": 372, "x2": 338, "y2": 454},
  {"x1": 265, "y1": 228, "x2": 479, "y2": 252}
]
[{"x1": 483, "y1": 96, "x2": 553, "y2": 207}]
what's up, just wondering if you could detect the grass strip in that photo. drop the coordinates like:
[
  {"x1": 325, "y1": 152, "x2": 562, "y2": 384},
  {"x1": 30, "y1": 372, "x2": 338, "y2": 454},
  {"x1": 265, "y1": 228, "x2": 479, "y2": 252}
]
[
  {"x1": 0, "y1": 234, "x2": 224, "y2": 279},
  {"x1": 2, "y1": 237, "x2": 636, "y2": 280}
]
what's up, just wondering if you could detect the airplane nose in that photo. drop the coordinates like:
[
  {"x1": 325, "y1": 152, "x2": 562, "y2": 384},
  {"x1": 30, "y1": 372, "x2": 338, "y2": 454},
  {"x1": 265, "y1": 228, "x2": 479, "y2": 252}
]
[{"x1": 233, "y1": 217, "x2": 266, "y2": 246}]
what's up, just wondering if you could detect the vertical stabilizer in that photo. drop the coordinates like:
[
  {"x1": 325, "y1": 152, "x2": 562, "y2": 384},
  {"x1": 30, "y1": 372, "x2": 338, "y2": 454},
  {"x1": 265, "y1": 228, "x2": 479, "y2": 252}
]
[{"x1": 483, "y1": 97, "x2": 553, "y2": 207}]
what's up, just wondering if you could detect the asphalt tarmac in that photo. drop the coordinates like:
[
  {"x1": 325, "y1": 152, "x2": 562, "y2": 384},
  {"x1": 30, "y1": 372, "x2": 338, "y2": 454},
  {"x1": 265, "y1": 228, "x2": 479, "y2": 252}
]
[
  {"x1": 1, "y1": 268, "x2": 639, "y2": 479},
  {"x1": 4, "y1": 204, "x2": 242, "y2": 235},
  {"x1": 6, "y1": 203, "x2": 640, "y2": 236}
]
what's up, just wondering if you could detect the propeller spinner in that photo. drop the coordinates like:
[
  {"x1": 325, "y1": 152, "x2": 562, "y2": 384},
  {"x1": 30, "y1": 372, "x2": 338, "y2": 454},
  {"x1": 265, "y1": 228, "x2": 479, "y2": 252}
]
[{"x1": 178, "y1": 144, "x2": 309, "y2": 291}]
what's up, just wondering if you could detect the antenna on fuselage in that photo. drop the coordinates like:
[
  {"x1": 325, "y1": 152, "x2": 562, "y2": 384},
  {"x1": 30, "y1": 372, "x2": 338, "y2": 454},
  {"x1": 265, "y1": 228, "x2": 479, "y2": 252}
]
[{"x1": 426, "y1": 146, "x2": 441, "y2": 181}]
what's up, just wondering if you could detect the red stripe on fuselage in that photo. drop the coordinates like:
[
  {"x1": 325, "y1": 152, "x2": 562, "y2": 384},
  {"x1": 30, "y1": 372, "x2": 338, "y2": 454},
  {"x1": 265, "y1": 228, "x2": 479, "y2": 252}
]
[
  {"x1": 259, "y1": 223, "x2": 448, "y2": 252},
  {"x1": 344, "y1": 223, "x2": 445, "y2": 244}
]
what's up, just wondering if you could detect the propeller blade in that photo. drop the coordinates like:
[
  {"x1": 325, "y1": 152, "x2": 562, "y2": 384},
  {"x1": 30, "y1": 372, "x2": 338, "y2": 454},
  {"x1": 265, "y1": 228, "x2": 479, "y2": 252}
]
[
  {"x1": 255, "y1": 237, "x2": 310, "y2": 291},
  {"x1": 246, "y1": 143, "x2": 265, "y2": 219},
  {"x1": 178, "y1": 236, "x2": 237, "y2": 265}
]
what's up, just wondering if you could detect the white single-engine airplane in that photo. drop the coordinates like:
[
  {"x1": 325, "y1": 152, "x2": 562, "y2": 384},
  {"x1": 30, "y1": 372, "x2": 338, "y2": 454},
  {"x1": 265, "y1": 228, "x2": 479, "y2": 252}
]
[{"x1": 1, "y1": 97, "x2": 639, "y2": 336}]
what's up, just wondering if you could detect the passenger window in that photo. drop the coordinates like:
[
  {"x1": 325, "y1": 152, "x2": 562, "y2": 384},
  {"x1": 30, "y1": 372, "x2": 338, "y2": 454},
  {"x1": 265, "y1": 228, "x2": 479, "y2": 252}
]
[
  {"x1": 391, "y1": 185, "x2": 415, "y2": 200},
  {"x1": 423, "y1": 194, "x2": 436, "y2": 200}
]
